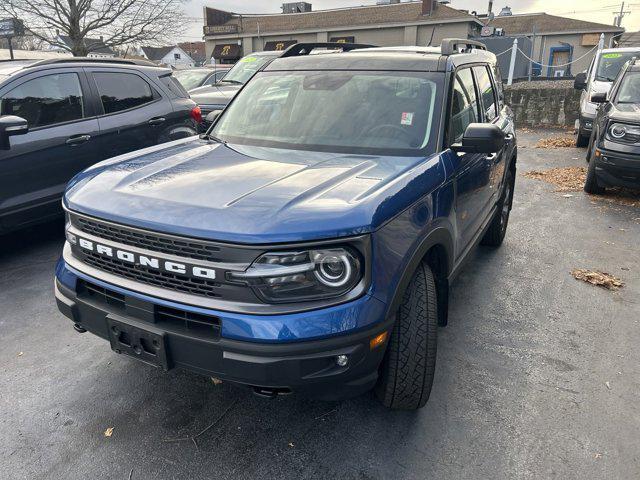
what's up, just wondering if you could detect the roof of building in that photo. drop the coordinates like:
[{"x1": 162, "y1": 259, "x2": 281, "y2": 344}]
[
  {"x1": 205, "y1": 2, "x2": 481, "y2": 36},
  {"x1": 485, "y1": 13, "x2": 624, "y2": 35},
  {"x1": 620, "y1": 31, "x2": 640, "y2": 47},
  {"x1": 179, "y1": 42, "x2": 206, "y2": 64},
  {"x1": 141, "y1": 46, "x2": 177, "y2": 61},
  {"x1": 58, "y1": 35, "x2": 115, "y2": 55}
]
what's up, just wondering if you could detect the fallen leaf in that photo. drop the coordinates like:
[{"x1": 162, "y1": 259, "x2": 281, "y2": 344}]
[
  {"x1": 605, "y1": 382, "x2": 611, "y2": 390},
  {"x1": 17, "y1": 352, "x2": 23, "y2": 357},
  {"x1": 562, "y1": 194, "x2": 574, "y2": 198},
  {"x1": 594, "y1": 453, "x2": 603, "y2": 459},
  {"x1": 104, "y1": 427, "x2": 114, "y2": 437},
  {"x1": 288, "y1": 442, "x2": 295, "y2": 448},
  {"x1": 571, "y1": 269, "x2": 624, "y2": 291},
  {"x1": 535, "y1": 136, "x2": 575, "y2": 148},
  {"x1": 211, "y1": 377, "x2": 223, "y2": 386},
  {"x1": 523, "y1": 167, "x2": 586, "y2": 192}
]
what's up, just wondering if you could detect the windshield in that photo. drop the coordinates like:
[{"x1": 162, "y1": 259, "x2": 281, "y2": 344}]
[
  {"x1": 173, "y1": 70, "x2": 211, "y2": 90},
  {"x1": 211, "y1": 71, "x2": 441, "y2": 155},
  {"x1": 616, "y1": 72, "x2": 640, "y2": 104},
  {"x1": 596, "y1": 52, "x2": 640, "y2": 82},
  {"x1": 220, "y1": 54, "x2": 278, "y2": 85}
]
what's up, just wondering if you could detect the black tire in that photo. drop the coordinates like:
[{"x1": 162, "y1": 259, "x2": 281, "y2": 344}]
[
  {"x1": 375, "y1": 262, "x2": 438, "y2": 410},
  {"x1": 576, "y1": 128, "x2": 589, "y2": 148},
  {"x1": 584, "y1": 153, "x2": 605, "y2": 194},
  {"x1": 480, "y1": 167, "x2": 515, "y2": 247}
]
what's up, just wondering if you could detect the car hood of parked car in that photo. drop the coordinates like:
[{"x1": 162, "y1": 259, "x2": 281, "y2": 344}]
[
  {"x1": 189, "y1": 83, "x2": 240, "y2": 106},
  {"x1": 64, "y1": 137, "x2": 445, "y2": 244},
  {"x1": 607, "y1": 102, "x2": 640, "y2": 123}
]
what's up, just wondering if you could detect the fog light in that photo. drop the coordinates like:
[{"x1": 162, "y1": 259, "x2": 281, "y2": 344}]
[
  {"x1": 66, "y1": 231, "x2": 77, "y2": 245},
  {"x1": 336, "y1": 355, "x2": 349, "y2": 367}
]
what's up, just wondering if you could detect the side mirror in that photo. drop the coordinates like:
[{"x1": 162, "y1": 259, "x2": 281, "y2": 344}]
[
  {"x1": 574, "y1": 72, "x2": 587, "y2": 90},
  {"x1": 205, "y1": 109, "x2": 223, "y2": 123},
  {"x1": 590, "y1": 92, "x2": 607, "y2": 103},
  {"x1": 452, "y1": 123, "x2": 505, "y2": 154},
  {"x1": 0, "y1": 115, "x2": 29, "y2": 150}
]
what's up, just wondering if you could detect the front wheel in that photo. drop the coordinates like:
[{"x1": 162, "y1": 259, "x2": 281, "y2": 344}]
[
  {"x1": 576, "y1": 128, "x2": 589, "y2": 148},
  {"x1": 375, "y1": 262, "x2": 438, "y2": 410},
  {"x1": 481, "y1": 167, "x2": 515, "y2": 247},
  {"x1": 584, "y1": 153, "x2": 605, "y2": 194}
]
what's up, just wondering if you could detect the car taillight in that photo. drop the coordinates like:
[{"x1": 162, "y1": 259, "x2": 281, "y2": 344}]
[{"x1": 190, "y1": 106, "x2": 202, "y2": 123}]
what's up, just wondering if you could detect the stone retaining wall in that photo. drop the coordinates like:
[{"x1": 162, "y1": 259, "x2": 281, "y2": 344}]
[{"x1": 504, "y1": 80, "x2": 580, "y2": 128}]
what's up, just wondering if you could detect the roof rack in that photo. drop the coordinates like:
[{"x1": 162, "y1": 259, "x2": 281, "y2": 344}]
[
  {"x1": 280, "y1": 42, "x2": 377, "y2": 57},
  {"x1": 440, "y1": 38, "x2": 487, "y2": 55},
  {"x1": 26, "y1": 57, "x2": 157, "y2": 68}
]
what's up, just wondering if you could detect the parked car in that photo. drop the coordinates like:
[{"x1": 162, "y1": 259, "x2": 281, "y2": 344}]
[
  {"x1": 189, "y1": 51, "x2": 283, "y2": 128},
  {"x1": 0, "y1": 58, "x2": 200, "y2": 234},
  {"x1": 55, "y1": 40, "x2": 517, "y2": 410},
  {"x1": 574, "y1": 47, "x2": 640, "y2": 147},
  {"x1": 173, "y1": 65, "x2": 232, "y2": 91},
  {"x1": 584, "y1": 59, "x2": 640, "y2": 193}
]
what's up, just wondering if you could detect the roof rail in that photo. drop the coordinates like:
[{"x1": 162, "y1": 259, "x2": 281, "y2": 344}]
[
  {"x1": 280, "y1": 42, "x2": 377, "y2": 57},
  {"x1": 440, "y1": 38, "x2": 487, "y2": 56},
  {"x1": 26, "y1": 57, "x2": 157, "y2": 68}
]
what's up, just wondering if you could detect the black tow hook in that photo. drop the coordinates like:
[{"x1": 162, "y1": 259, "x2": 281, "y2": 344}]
[{"x1": 73, "y1": 323, "x2": 87, "y2": 334}]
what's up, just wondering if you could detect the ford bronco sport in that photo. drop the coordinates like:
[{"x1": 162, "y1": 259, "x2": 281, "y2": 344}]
[{"x1": 54, "y1": 40, "x2": 517, "y2": 410}]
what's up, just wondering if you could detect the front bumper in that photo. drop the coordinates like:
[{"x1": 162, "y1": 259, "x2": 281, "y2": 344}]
[
  {"x1": 55, "y1": 265, "x2": 392, "y2": 400},
  {"x1": 594, "y1": 147, "x2": 640, "y2": 188}
]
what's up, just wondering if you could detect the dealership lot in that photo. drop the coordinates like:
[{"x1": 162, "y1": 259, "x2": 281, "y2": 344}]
[{"x1": 0, "y1": 130, "x2": 638, "y2": 480}]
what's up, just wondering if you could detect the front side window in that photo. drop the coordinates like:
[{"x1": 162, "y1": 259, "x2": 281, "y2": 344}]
[
  {"x1": 473, "y1": 65, "x2": 498, "y2": 121},
  {"x1": 449, "y1": 68, "x2": 479, "y2": 143},
  {"x1": 93, "y1": 72, "x2": 155, "y2": 114},
  {"x1": 211, "y1": 70, "x2": 442, "y2": 155},
  {"x1": 616, "y1": 72, "x2": 640, "y2": 104},
  {"x1": 0, "y1": 73, "x2": 84, "y2": 128},
  {"x1": 596, "y1": 52, "x2": 640, "y2": 82}
]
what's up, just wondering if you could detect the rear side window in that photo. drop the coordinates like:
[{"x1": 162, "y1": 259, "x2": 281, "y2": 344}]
[
  {"x1": 473, "y1": 65, "x2": 498, "y2": 121},
  {"x1": 93, "y1": 72, "x2": 156, "y2": 114},
  {"x1": 0, "y1": 73, "x2": 84, "y2": 128},
  {"x1": 160, "y1": 73, "x2": 190, "y2": 98},
  {"x1": 449, "y1": 68, "x2": 479, "y2": 143}
]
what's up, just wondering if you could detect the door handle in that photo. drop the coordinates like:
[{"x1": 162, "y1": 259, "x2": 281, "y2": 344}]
[
  {"x1": 148, "y1": 117, "x2": 166, "y2": 126},
  {"x1": 66, "y1": 134, "x2": 91, "y2": 146}
]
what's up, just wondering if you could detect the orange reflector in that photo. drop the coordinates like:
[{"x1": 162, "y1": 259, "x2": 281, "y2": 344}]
[
  {"x1": 595, "y1": 149, "x2": 602, "y2": 158},
  {"x1": 370, "y1": 332, "x2": 388, "y2": 350}
]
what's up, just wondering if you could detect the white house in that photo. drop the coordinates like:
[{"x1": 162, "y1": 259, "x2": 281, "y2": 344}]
[
  {"x1": 48, "y1": 35, "x2": 115, "y2": 58},
  {"x1": 139, "y1": 46, "x2": 195, "y2": 68}
]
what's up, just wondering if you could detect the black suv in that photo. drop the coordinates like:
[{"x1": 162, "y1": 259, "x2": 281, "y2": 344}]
[
  {"x1": 585, "y1": 59, "x2": 640, "y2": 193},
  {"x1": 0, "y1": 58, "x2": 200, "y2": 233}
]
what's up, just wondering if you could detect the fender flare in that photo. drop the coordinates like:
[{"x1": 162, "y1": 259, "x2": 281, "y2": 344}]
[{"x1": 385, "y1": 226, "x2": 454, "y2": 323}]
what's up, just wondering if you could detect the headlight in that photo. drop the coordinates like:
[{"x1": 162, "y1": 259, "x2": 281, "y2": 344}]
[
  {"x1": 229, "y1": 247, "x2": 362, "y2": 303},
  {"x1": 607, "y1": 122, "x2": 640, "y2": 144}
]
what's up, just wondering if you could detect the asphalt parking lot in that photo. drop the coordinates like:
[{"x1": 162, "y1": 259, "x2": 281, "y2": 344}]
[{"x1": 1, "y1": 130, "x2": 638, "y2": 480}]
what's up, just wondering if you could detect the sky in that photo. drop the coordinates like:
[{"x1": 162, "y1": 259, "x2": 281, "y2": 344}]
[{"x1": 178, "y1": 0, "x2": 640, "y2": 43}]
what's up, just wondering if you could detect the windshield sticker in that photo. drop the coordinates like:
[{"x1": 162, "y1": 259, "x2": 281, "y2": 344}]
[
  {"x1": 602, "y1": 53, "x2": 622, "y2": 58},
  {"x1": 401, "y1": 112, "x2": 414, "y2": 126},
  {"x1": 241, "y1": 56, "x2": 258, "y2": 63}
]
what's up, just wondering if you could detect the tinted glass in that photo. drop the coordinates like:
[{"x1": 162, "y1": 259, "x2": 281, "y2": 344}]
[
  {"x1": 0, "y1": 73, "x2": 84, "y2": 128},
  {"x1": 173, "y1": 69, "x2": 211, "y2": 90},
  {"x1": 450, "y1": 68, "x2": 478, "y2": 142},
  {"x1": 473, "y1": 65, "x2": 498, "y2": 121},
  {"x1": 221, "y1": 54, "x2": 279, "y2": 85},
  {"x1": 94, "y1": 72, "x2": 155, "y2": 114},
  {"x1": 212, "y1": 71, "x2": 441, "y2": 155},
  {"x1": 616, "y1": 72, "x2": 640, "y2": 103},
  {"x1": 596, "y1": 52, "x2": 640, "y2": 82}
]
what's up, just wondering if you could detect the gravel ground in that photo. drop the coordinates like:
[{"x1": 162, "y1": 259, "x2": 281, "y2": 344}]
[{"x1": 0, "y1": 130, "x2": 638, "y2": 480}]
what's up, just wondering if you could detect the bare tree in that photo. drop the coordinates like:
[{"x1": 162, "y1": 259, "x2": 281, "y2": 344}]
[{"x1": 1, "y1": 0, "x2": 186, "y2": 56}]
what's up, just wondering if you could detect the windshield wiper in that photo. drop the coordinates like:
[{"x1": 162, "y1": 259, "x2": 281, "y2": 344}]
[
  {"x1": 595, "y1": 75, "x2": 616, "y2": 82},
  {"x1": 220, "y1": 79, "x2": 243, "y2": 85},
  {"x1": 201, "y1": 133, "x2": 227, "y2": 144}
]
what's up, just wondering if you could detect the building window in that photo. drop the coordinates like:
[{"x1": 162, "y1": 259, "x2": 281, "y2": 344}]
[{"x1": 174, "y1": 53, "x2": 181, "y2": 60}]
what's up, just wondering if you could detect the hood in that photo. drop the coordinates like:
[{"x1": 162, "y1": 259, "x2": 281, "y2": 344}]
[
  {"x1": 609, "y1": 103, "x2": 640, "y2": 123},
  {"x1": 189, "y1": 83, "x2": 241, "y2": 106},
  {"x1": 64, "y1": 138, "x2": 443, "y2": 244}
]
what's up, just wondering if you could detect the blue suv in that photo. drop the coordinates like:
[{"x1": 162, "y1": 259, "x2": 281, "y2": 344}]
[{"x1": 54, "y1": 40, "x2": 517, "y2": 410}]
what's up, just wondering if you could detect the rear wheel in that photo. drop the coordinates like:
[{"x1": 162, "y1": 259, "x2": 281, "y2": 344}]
[
  {"x1": 375, "y1": 262, "x2": 438, "y2": 410},
  {"x1": 481, "y1": 167, "x2": 515, "y2": 247}
]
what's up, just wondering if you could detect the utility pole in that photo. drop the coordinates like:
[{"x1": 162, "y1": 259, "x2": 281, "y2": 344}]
[{"x1": 613, "y1": 2, "x2": 631, "y2": 27}]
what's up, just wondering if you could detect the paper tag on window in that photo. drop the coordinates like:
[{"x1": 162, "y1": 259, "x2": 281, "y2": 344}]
[{"x1": 401, "y1": 112, "x2": 414, "y2": 126}]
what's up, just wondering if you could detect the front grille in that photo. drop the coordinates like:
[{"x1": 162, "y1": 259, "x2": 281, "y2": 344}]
[
  {"x1": 80, "y1": 281, "x2": 126, "y2": 310},
  {"x1": 83, "y1": 250, "x2": 222, "y2": 298},
  {"x1": 75, "y1": 216, "x2": 223, "y2": 263},
  {"x1": 156, "y1": 306, "x2": 220, "y2": 340}
]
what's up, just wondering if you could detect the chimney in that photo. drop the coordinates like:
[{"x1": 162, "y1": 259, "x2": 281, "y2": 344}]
[
  {"x1": 422, "y1": 0, "x2": 435, "y2": 15},
  {"x1": 488, "y1": 0, "x2": 493, "y2": 15},
  {"x1": 99, "y1": 35, "x2": 104, "y2": 42}
]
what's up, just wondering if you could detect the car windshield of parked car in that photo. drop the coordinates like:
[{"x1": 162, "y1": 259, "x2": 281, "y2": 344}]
[
  {"x1": 211, "y1": 71, "x2": 440, "y2": 155},
  {"x1": 596, "y1": 52, "x2": 639, "y2": 82},
  {"x1": 616, "y1": 72, "x2": 640, "y2": 103},
  {"x1": 173, "y1": 70, "x2": 211, "y2": 90},
  {"x1": 219, "y1": 55, "x2": 278, "y2": 85}
]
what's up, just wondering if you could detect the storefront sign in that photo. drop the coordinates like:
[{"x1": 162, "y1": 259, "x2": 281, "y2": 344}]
[
  {"x1": 330, "y1": 36, "x2": 355, "y2": 44},
  {"x1": 204, "y1": 24, "x2": 239, "y2": 35},
  {"x1": 264, "y1": 40, "x2": 298, "y2": 51}
]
